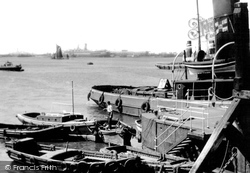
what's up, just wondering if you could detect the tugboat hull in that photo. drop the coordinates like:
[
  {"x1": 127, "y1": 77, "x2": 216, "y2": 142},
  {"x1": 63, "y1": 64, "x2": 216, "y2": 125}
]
[{"x1": 89, "y1": 79, "x2": 234, "y2": 117}]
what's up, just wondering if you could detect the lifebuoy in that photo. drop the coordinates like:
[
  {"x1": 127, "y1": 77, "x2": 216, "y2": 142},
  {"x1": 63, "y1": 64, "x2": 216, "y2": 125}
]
[
  {"x1": 141, "y1": 102, "x2": 150, "y2": 112},
  {"x1": 208, "y1": 87, "x2": 214, "y2": 96},
  {"x1": 110, "y1": 150, "x2": 118, "y2": 159},
  {"x1": 123, "y1": 158, "x2": 139, "y2": 173},
  {"x1": 104, "y1": 161, "x2": 120, "y2": 173},
  {"x1": 110, "y1": 150, "x2": 117, "y2": 155},
  {"x1": 98, "y1": 93, "x2": 104, "y2": 105},
  {"x1": 70, "y1": 125, "x2": 76, "y2": 132}
]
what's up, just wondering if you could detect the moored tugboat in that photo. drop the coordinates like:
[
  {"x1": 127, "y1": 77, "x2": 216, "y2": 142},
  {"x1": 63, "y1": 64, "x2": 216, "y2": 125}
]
[{"x1": 141, "y1": 1, "x2": 250, "y2": 172}]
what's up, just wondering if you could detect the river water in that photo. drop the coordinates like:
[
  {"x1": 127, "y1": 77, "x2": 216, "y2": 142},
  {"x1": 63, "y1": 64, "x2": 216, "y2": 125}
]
[{"x1": 0, "y1": 56, "x2": 174, "y2": 172}]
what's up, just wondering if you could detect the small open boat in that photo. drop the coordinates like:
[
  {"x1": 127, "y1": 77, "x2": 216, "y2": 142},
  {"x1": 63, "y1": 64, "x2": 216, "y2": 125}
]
[
  {"x1": 0, "y1": 123, "x2": 68, "y2": 141},
  {"x1": 0, "y1": 61, "x2": 24, "y2": 71},
  {"x1": 96, "y1": 119, "x2": 135, "y2": 136},
  {"x1": 183, "y1": 59, "x2": 235, "y2": 74},
  {"x1": 5, "y1": 137, "x2": 149, "y2": 173},
  {"x1": 87, "y1": 62, "x2": 94, "y2": 65},
  {"x1": 0, "y1": 123, "x2": 72, "y2": 141},
  {"x1": 100, "y1": 145, "x2": 192, "y2": 171},
  {"x1": 16, "y1": 111, "x2": 96, "y2": 135}
]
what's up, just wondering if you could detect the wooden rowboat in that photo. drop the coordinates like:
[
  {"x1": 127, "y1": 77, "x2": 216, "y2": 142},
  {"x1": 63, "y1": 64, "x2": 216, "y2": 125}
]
[
  {"x1": 0, "y1": 123, "x2": 68, "y2": 141},
  {"x1": 183, "y1": 59, "x2": 235, "y2": 74},
  {"x1": 16, "y1": 111, "x2": 96, "y2": 135},
  {"x1": 5, "y1": 138, "x2": 149, "y2": 173}
]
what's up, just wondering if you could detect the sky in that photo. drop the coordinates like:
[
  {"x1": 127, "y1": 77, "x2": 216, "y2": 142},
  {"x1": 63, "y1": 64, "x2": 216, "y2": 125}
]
[{"x1": 0, "y1": 0, "x2": 249, "y2": 54}]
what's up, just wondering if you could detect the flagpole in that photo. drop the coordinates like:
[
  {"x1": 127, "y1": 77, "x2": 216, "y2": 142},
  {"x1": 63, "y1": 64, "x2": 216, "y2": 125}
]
[{"x1": 196, "y1": 0, "x2": 201, "y2": 51}]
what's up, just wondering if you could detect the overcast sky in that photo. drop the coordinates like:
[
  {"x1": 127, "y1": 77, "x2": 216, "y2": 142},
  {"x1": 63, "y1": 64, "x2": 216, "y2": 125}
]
[{"x1": 0, "y1": 0, "x2": 249, "y2": 54}]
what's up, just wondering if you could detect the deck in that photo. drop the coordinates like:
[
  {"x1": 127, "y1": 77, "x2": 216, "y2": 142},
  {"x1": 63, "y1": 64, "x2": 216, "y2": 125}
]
[{"x1": 141, "y1": 99, "x2": 230, "y2": 154}]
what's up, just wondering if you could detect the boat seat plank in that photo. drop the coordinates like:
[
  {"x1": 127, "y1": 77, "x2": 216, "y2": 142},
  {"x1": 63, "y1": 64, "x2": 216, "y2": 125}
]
[{"x1": 40, "y1": 149, "x2": 77, "y2": 159}]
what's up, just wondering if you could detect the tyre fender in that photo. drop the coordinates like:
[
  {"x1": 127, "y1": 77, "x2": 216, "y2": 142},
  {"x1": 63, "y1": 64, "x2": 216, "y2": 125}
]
[
  {"x1": 104, "y1": 161, "x2": 120, "y2": 173},
  {"x1": 88, "y1": 162, "x2": 104, "y2": 173},
  {"x1": 98, "y1": 93, "x2": 104, "y2": 105},
  {"x1": 141, "y1": 102, "x2": 150, "y2": 112},
  {"x1": 70, "y1": 125, "x2": 76, "y2": 132},
  {"x1": 115, "y1": 98, "x2": 122, "y2": 109}
]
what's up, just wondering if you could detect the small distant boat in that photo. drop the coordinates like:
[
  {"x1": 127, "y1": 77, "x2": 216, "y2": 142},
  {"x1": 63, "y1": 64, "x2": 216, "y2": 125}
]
[
  {"x1": 87, "y1": 62, "x2": 94, "y2": 65},
  {"x1": 183, "y1": 59, "x2": 235, "y2": 74},
  {"x1": 52, "y1": 45, "x2": 69, "y2": 59},
  {"x1": 5, "y1": 137, "x2": 140, "y2": 173},
  {"x1": 0, "y1": 61, "x2": 24, "y2": 71},
  {"x1": 0, "y1": 123, "x2": 68, "y2": 141},
  {"x1": 16, "y1": 111, "x2": 96, "y2": 135}
]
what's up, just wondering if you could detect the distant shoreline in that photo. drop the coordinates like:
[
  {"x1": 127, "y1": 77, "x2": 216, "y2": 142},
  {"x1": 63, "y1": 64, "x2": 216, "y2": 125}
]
[{"x1": 0, "y1": 55, "x2": 176, "y2": 59}]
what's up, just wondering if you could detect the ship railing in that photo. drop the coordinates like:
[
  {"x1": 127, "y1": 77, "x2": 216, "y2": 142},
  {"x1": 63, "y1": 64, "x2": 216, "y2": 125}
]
[
  {"x1": 171, "y1": 50, "x2": 187, "y2": 83},
  {"x1": 185, "y1": 88, "x2": 212, "y2": 100},
  {"x1": 212, "y1": 42, "x2": 235, "y2": 80},
  {"x1": 154, "y1": 117, "x2": 191, "y2": 150},
  {"x1": 154, "y1": 99, "x2": 212, "y2": 150}
]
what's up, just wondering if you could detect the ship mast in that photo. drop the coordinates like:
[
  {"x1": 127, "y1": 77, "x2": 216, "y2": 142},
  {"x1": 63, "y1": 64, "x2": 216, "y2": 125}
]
[{"x1": 196, "y1": 0, "x2": 201, "y2": 51}]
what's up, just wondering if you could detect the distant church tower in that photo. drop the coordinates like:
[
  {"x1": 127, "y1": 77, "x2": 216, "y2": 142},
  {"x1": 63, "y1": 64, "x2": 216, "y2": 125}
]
[{"x1": 84, "y1": 43, "x2": 87, "y2": 51}]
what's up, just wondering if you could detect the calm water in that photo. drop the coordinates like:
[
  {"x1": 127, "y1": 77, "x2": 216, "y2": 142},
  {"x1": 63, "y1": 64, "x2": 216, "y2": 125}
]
[{"x1": 0, "y1": 56, "x2": 174, "y2": 172}]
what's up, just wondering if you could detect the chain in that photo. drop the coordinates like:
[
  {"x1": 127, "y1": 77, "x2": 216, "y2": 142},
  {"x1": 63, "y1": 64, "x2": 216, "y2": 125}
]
[{"x1": 219, "y1": 147, "x2": 237, "y2": 173}]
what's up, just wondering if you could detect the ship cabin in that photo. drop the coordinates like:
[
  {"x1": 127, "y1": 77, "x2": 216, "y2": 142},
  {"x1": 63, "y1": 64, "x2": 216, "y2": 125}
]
[{"x1": 27, "y1": 112, "x2": 85, "y2": 123}]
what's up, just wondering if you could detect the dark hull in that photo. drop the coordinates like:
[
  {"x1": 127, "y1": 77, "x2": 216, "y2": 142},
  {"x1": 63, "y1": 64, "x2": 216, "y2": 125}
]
[
  {"x1": 100, "y1": 144, "x2": 192, "y2": 171},
  {"x1": 89, "y1": 80, "x2": 233, "y2": 117},
  {"x1": 89, "y1": 85, "x2": 173, "y2": 117},
  {"x1": 0, "y1": 66, "x2": 24, "y2": 71},
  {"x1": 140, "y1": 107, "x2": 231, "y2": 171},
  {"x1": 0, "y1": 123, "x2": 68, "y2": 141},
  {"x1": 5, "y1": 138, "x2": 152, "y2": 173},
  {"x1": 101, "y1": 144, "x2": 186, "y2": 162}
]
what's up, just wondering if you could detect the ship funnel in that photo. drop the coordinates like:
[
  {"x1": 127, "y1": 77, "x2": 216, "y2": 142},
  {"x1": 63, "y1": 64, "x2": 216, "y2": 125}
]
[{"x1": 212, "y1": 0, "x2": 239, "y2": 59}]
